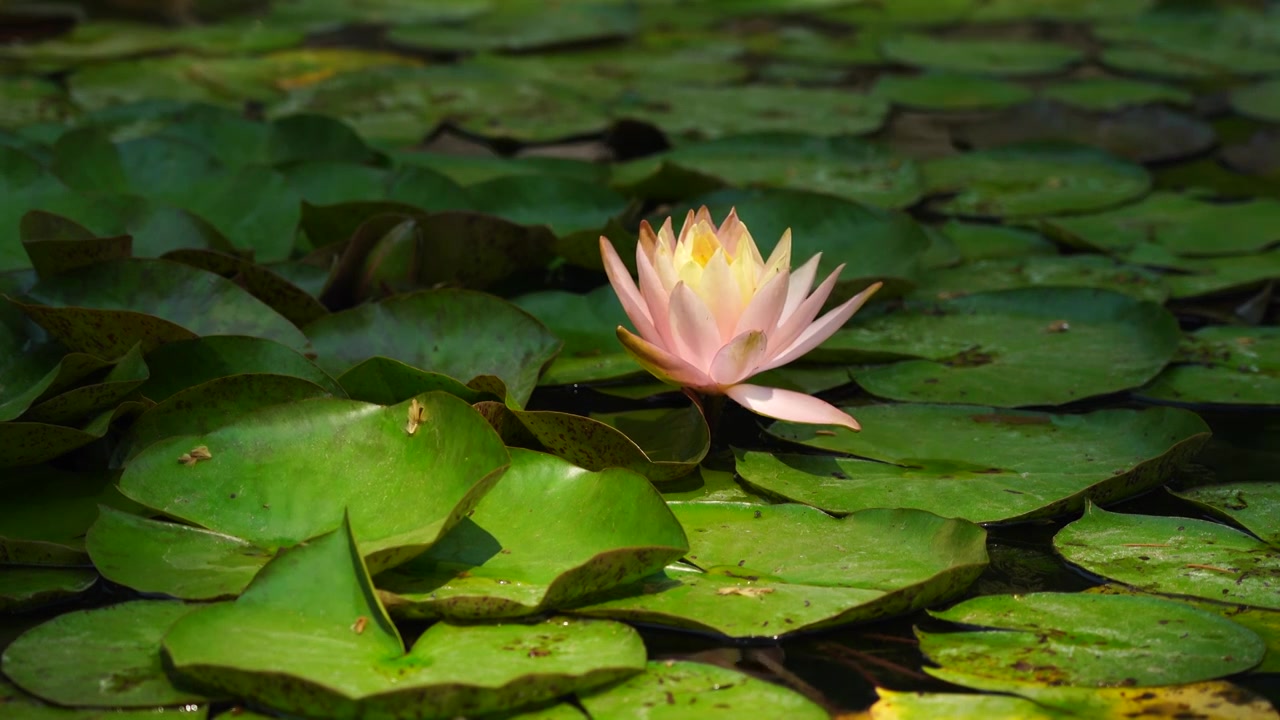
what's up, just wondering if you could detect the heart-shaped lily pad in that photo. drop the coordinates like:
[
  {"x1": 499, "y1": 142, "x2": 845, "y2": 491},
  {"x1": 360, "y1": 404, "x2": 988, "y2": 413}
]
[
  {"x1": 1137, "y1": 327, "x2": 1280, "y2": 406},
  {"x1": 742, "y1": 404, "x2": 1209, "y2": 524},
  {"x1": 305, "y1": 289, "x2": 561, "y2": 408},
  {"x1": 577, "y1": 660, "x2": 828, "y2": 719},
  {"x1": 87, "y1": 506, "x2": 273, "y2": 600},
  {"x1": 11, "y1": 258, "x2": 309, "y2": 356},
  {"x1": 163, "y1": 515, "x2": 645, "y2": 719},
  {"x1": 377, "y1": 448, "x2": 687, "y2": 619},
  {"x1": 822, "y1": 287, "x2": 1181, "y2": 407},
  {"x1": 120, "y1": 392, "x2": 510, "y2": 570},
  {"x1": 1170, "y1": 482, "x2": 1280, "y2": 549},
  {"x1": 475, "y1": 402, "x2": 708, "y2": 483},
  {"x1": 2, "y1": 600, "x2": 213, "y2": 707},
  {"x1": 1055, "y1": 504, "x2": 1280, "y2": 610},
  {"x1": 923, "y1": 143, "x2": 1150, "y2": 218},
  {"x1": 919, "y1": 591, "x2": 1265, "y2": 687},
  {"x1": 573, "y1": 504, "x2": 988, "y2": 638}
]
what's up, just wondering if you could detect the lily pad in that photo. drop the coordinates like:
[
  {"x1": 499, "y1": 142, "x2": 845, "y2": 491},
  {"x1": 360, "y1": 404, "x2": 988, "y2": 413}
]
[
  {"x1": 474, "y1": 403, "x2": 708, "y2": 483},
  {"x1": 879, "y1": 35, "x2": 1082, "y2": 77},
  {"x1": 1138, "y1": 327, "x2": 1280, "y2": 406},
  {"x1": 0, "y1": 466, "x2": 140, "y2": 565},
  {"x1": 923, "y1": 143, "x2": 1151, "y2": 218},
  {"x1": 120, "y1": 392, "x2": 510, "y2": 570},
  {"x1": 919, "y1": 591, "x2": 1265, "y2": 687},
  {"x1": 0, "y1": 567, "x2": 97, "y2": 613},
  {"x1": 1232, "y1": 78, "x2": 1280, "y2": 123},
  {"x1": 612, "y1": 133, "x2": 924, "y2": 210},
  {"x1": 911, "y1": 255, "x2": 1168, "y2": 303},
  {"x1": 377, "y1": 448, "x2": 687, "y2": 619},
  {"x1": 1170, "y1": 482, "x2": 1280, "y2": 549},
  {"x1": 140, "y1": 335, "x2": 343, "y2": 402},
  {"x1": 1040, "y1": 192, "x2": 1280, "y2": 258},
  {"x1": 938, "y1": 221, "x2": 1058, "y2": 261},
  {"x1": 512, "y1": 287, "x2": 641, "y2": 386},
  {"x1": 824, "y1": 287, "x2": 1181, "y2": 407},
  {"x1": 577, "y1": 661, "x2": 828, "y2": 720},
  {"x1": 335, "y1": 357, "x2": 494, "y2": 406},
  {"x1": 1055, "y1": 504, "x2": 1280, "y2": 610},
  {"x1": 22, "y1": 342, "x2": 149, "y2": 425},
  {"x1": 0, "y1": 344, "x2": 115, "y2": 423},
  {"x1": 0, "y1": 401, "x2": 144, "y2": 468},
  {"x1": 467, "y1": 176, "x2": 628, "y2": 239},
  {"x1": 86, "y1": 506, "x2": 272, "y2": 600},
  {"x1": 871, "y1": 73, "x2": 1033, "y2": 111},
  {"x1": 1040, "y1": 77, "x2": 1194, "y2": 112},
  {"x1": 1163, "y1": 249, "x2": 1280, "y2": 299},
  {"x1": 388, "y1": 1, "x2": 637, "y2": 52},
  {"x1": 163, "y1": 515, "x2": 645, "y2": 720},
  {"x1": 616, "y1": 85, "x2": 889, "y2": 143},
  {"x1": 2, "y1": 600, "x2": 212, "y2": 707},
  {"x1": 742, "y1": 404, "x2": 1209, "y2": 524},
  {"x1": 573, "y1": 504, "x2": 988, "y2": 638},
  {"x1": 11, "y1": 258, "x2": 308, "y2": 356},
  {"x1": 305, "y1": 289, "x2": 561, "y2": 408}
]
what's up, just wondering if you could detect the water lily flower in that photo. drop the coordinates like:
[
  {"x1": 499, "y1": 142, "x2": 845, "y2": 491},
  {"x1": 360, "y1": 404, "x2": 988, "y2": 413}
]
[{"x1": 600, "y1": 207, "x2": 881, "y2": 430}]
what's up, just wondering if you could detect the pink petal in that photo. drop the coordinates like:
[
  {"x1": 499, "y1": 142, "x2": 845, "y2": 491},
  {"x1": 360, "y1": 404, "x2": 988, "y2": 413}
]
[
  {"x1": 724, "y1": 383, "x2": 861, "y2": 430},
  {"x1": 762, "y1": 281, "x2": 883, "y2": 370},
  {"x1": 635, "y1": 241, "x2": 674, "y2": 348},
  {"x1": 637, "y1": 219, "x2": 659, "y2": 256},
  {"x1": 617, "y1": 327, "x2": 711, "y2": 388},
  {"x1": 710, "y1": 330, "x2": 769, "y2": 386},
  {"x1": 770, "y1": 263, "x2": 845, "y2": 358},
  {"x1": 600, "y1": 236, "x2": 659, "y2": 343},
  {"x1": 733, "y1": 268, "x2": 789, "y2": 337},
  {"x1": 697, "y1": 249, "x2": 741, "y2": 341},
  {"x1": 668, "y1": 282, "x2": 722, "y2": 371},
  {"x1": 780, "y1": 253, "x2": 821, "y2": 322}
]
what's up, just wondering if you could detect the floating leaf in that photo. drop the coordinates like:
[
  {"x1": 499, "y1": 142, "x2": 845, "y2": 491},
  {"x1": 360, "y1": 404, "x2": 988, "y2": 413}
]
[
  {"x1": 335, "y1": 357, "x2": 494, "y2": 406},
  {"x1": 512, "y1": 287, "x2": 641, "y2": 386},
  {"x1": 912, "y1": 255, "x2": 1168, "y2": 303},
  {"x1": 0, "y1": 466, "x2": 140, "y2": 565},
  {"x1": 1232, "y1": 78, "x2": 1280, "y2": 123},
  {"x1": 23, "y1": 342, "x2": 149, "y2": 425},
  {"x1": 578, "y1": 661, "x2": 828, "y2": 719},
  {"x1": 1170, "y1": 482, "x2": 1280, "y2": 549},
  {"x1": 1055, "y1": 504, "x2": 1280, "y2": 610},
  {"x1": 1040, "y1": 77, "x2": 1193, "y2": 111},
  {"x1": 0, "y1": 567, "x2": 96, "y2": 613},
  {"x1": 305, "y1": 289, "x2": 561, "y2": 408},
  {"x1": 377, "y1": 448, "x2": 687, "y2": 619},
  {"x1": 387, "y1": 1, "x2": 638, "y2": 52},
  {"x1": 923, "y1": 143, "x2": 1151, "y2": 218},
  {"x1": 1138, "y1": 327, "x2": 1280, "y2": 406},
  {"x1": 574, "y1": 504, "x2": 987, "y2": 638},
  {"x1": 2, "y1": 600, "x2": 213, "y2": 707},
  {"x1": 938, "y1": 221, "x2": 1058, "y2": 261},
  {"x1": 823, "y1": 288, "x2": 1181, "y2": 407},
  {"x1": 744, "y1": 404, "x2": 1209, "y2": 524},
  {"x1": 140, "y1": 335, "x2": 343, "y2": 402},
  {"x1": 880, "y1": 35, "x2": 1082, "y2": 76},
  {"x1": 120, "y1": 393, "x2": 510, "y2": 570},
  {"x1": 920, "y1": 591, "x2": 1265, "y2": 687},
  {"x1": 871, "y1": 72, "x2": 1033, "y2": 111},
  {"x1": 163, "y1": 516, "x2": 645, "y2": 719}
]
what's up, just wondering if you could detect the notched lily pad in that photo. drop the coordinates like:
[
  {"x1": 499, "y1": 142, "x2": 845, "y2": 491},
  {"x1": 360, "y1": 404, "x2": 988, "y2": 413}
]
[{"x1": 1170, "y1": 481, "x2": 1280, "y2": 549}]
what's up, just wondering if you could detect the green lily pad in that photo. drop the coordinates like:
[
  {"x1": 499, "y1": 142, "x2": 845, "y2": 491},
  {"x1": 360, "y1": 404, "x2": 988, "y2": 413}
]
[
  {"x1": 743, "y1": 404, "x2": 1209, "y2": 524},
  {"x1": 1055, "y1": 504, "x2": 1280, "y2": 610},
  {"x1": 115, "y1": 373, "x2": 335, "y2": 467},
  {"x1": 474, "y1": 403, "x2": 708, "y2": 483},
  {"x1": 969, "y1": 0, "x2": 1154, "y2": 22},
  {"x1": 938, "y1": 221, "x2": 1058, "y2": 261},
  {"x1": 659, "y1": 466, "x2": 762, "y2": 504},
  {"x1": 305, "y1": 289, "x2": 561, "y2": 408},
  {"x1": 1138, "y1": 327, "x2": 1280, "y2": 406},
  {"x1": 923, "y1": 143, "x2": 1151, "y2": 218},
  {"x1": 911, "y1": 255, "x2": 1168, "y2": 303},
  {"x1": 1099, "y1": 45, "x2": 1224, "y2": 80},
  {"x1": 120, "y1": 392, "x2": 510, "y2": 570},
  {"x1": 0, "y1": 344, "x2": 115, "y2": 423},
  {"x1": 1040, "y1": 192, "x2": 1280, "y2": 257},
  {"x1": 612, "y1": 133, "x2": 924, "y2": 210},
  {"x1": 86, "y1": 506, "x2": 272, "y2": 600},
  {"x1": 1096, "y1": 8, "x2": 1280, "y2": 77},
  {"x1": 871, "y1": 73, "x2": 1033, "y2": 111},
  {"x1": 335, "y1": 357, "x2": 495, "y2": 406},
  {"x1": 19, "y1": 210, "x2": 131, "y2": 280},
  {"x1": 1170, "y1": 482, "x2": 1280, "y2": 549},
  {"x1": 920, "y1": 591, "x2": 1265, "y2": 687},
  {"x1": 661, "y1": 187, "x2": 931, "y2": 299},
  {"x1": 140, "y1": 335, "x2": 343, "y2": 402},
  {"x1": 824, "y1": 288, "x2": 1181, "y2": 407},
  {"x1": 953, "y1": 102, "x2": 1216, "y2": 164},
  {"x1": 467, "y1": 176, "x2": 627, "y2": 239},
  {"x1": 1232, "y1": 78, "x2": 1280, "y2": 123},
  {"x1": 394, "y1": 152, "x2": 608, "y2": 188},
  {"x1": 11, "y1": 258, "x2": 308, "y2": 356},
  {"x1": 2, "y1": 600, "x2": 212, "y2": 707},
  {"x1": 0, "y1": 567, "x2": 96, "y2": 613},
  {"x1": 616, "y1": 85, "x2": 889, "y2": 143},
  {"x1": 0, "y1": 466, "x2": 141, "y2": 565},
  {"x1": 880, "y1": 34, "x2": 1082, "y2": 76},
  {"x1": 388, "y1": 1, "x2": 637, "y2": 52},
  {"x1": 1040, "y1": 78, "x2": 1193, "y2": 112},
  {"x1": 159, "y1": 169, "x2": 303, "y2": 263},
  {"x1": 512, "y1": 287, "x2": 641, "y2": 386},
  {"x1": 577, "y1": 661, "x2": 828, "y2": 719},
  {"x1": 472, "y1": 45, "x2": 747, "y2": 98},
  {"x1": 377, "y1": 448, "x2": 687, "y2": 619},
  {"x1": 163, "y1": 515, "x2": 645, "y2": 719},
  {"x1": 0, "y1": 401, "x2": 144, "y2": 468},
  {"x1": 1163, "y1": 249, "x2": 1280, "y2": 299},
  {"x1": 573, "y1": 504, "x2": 988, "y2": 638},
  {"x1": 22, "y1": 342, "x2": 149, "y2": 425},
  {"x1": 162, "y1": 250, "x2": 328, "y2": 329},
  {"x1": 0, "y1": 77, "x2": 77, "y2": 129}
]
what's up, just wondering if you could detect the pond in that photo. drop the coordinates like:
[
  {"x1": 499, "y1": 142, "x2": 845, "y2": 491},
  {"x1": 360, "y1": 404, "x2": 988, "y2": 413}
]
[{"x1": 0, "y1": 1, "x2": 1278, "y2": 719}]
